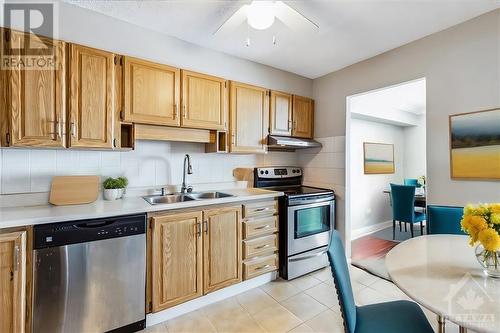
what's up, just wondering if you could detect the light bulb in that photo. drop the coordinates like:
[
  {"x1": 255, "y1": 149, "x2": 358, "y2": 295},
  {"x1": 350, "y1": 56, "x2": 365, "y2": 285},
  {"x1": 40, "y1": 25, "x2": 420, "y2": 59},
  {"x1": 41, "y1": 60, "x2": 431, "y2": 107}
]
[{"x1": 247, "y1": 1, "x2": 275, "y2": 30}]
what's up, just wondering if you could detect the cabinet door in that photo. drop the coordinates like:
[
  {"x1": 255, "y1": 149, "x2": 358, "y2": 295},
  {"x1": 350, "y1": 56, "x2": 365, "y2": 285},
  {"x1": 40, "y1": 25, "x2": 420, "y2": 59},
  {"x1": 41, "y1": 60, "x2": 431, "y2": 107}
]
[
  {"x1": 123, "y1": 57, "x2": 180, "y2": 126},
  {"x1": 68, "y1": 44, "x2": 114, "y2": 148},
  {"x1": 181, "y1": 70, "x2": 226, "y2": 130},
  {"x1": 270, "y1": 91, "x2": 292, "y2": 136},
  {"x1": 151, "y1": 212, "x2": 203, "y2": 312},
  {"x1": 203, "y1": 206, "x2": 242, "y2": 294},
  {"x1": 229, "y1": 82, "x2": 269, "y2": 154},
  {"x1": 7, "y1": 30, "x2": 66, "y2": 147},
  {"x1": 292, "y1": 95, "x2": 314, "y2": 139},
  {"x1": 0, "y1": 231, "x2": 26, "y2": 333}
]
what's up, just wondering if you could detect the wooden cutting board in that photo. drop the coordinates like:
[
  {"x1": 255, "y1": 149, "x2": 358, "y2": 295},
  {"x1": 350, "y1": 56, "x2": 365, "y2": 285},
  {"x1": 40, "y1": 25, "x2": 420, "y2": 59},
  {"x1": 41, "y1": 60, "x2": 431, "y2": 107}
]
[{"x1": 49, "y1": 176, "x2": 100, "y2": 206}]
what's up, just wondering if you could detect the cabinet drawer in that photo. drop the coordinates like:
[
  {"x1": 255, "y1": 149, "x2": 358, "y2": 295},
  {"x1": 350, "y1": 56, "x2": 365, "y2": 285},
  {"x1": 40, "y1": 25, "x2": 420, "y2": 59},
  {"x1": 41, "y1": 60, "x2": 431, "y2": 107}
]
[
  {"x1": 243, "y1": 234, "x2": 278, "y2": 259},
  {"x1": 243, "y1": 201, "x2": 277, "y2": 218},
  {"x1": 243, "y1": 254, "x2": 278, "y2": 280},
  {"x1": 243, "y1": 216, "x2": 278, "y2": 239}
]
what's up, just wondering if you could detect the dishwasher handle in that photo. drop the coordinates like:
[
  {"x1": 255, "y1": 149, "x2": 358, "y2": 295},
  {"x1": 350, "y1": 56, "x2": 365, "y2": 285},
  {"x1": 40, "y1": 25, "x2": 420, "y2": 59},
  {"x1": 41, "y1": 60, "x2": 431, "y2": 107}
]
[{"x1": 73, "y1": 220, "x2": 117, "y2": 229}]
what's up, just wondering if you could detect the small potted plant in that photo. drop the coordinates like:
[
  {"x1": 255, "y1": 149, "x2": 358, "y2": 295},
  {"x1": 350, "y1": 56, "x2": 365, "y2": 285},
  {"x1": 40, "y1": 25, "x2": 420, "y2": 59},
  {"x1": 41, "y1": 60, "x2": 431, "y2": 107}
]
[
  {"x1": 117, "y1": 176, "x2": 128, "y2": 198},
  {"x1": 103, "y1": 177, "x2": 127, "y2": 201}
]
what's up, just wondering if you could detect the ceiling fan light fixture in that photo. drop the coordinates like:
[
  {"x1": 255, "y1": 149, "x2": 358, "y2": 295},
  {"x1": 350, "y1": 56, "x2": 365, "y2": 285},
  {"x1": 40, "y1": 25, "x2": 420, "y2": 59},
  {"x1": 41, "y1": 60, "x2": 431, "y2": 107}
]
[{"x1": 247, "y1": 1, "x2": 275, "y2": 30}]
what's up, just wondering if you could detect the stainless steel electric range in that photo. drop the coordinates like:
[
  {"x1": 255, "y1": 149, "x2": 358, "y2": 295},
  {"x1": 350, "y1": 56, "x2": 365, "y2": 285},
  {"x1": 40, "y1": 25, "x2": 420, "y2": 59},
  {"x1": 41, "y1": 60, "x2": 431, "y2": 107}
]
[{"x1": 254, "y1": 167, "x2": 335, "y2": 280}]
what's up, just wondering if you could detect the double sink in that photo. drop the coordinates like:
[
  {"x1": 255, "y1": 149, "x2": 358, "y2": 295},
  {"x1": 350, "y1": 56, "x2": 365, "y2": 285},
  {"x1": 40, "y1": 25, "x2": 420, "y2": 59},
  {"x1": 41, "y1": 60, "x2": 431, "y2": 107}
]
[{"x1": 143, "y1": 191, "x2": 234, "y2": 205}]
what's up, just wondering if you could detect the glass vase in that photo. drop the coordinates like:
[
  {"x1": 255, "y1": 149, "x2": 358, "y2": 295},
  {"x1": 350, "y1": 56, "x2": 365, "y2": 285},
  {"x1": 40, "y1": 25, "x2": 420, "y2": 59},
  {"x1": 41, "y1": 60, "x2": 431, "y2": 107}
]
[{"x1": 475, "y1": 244, "x2": 500, "y2": 278}]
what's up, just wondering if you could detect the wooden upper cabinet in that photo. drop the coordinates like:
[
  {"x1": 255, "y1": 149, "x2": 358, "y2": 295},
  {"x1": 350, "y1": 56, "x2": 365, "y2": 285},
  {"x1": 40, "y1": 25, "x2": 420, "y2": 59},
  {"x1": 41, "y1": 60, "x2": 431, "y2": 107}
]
[
  {"x1": 123, "y1": 56, "x2": 180, "y2": 126},
  {"x1": 292, "y1": 95, "x2": 314, "y2": 139},
  {"x1": 68, "y1": 44, "x2": 114, "y2": 148},
  {"x1": 6, "y1": 30, "x2": 66, "y2": 147},
  {"x1": 203, "y1": 206, "x2": 242, "y2": 294},
  {"x1": 0, "y1": 231, "x2": 27, "y2": 333},
  {"x1": 151, "y1": 212, "x2": 203, "y2": 312},
  {"x1": 229, "y1": 81, "x2": 269, "y2": 154},
  {"x1": 181, "y1": 70, "x2": 227, "y2": 130},
  {"x1": 269, "y1": 91, "x2": 292, "y2": 136}
]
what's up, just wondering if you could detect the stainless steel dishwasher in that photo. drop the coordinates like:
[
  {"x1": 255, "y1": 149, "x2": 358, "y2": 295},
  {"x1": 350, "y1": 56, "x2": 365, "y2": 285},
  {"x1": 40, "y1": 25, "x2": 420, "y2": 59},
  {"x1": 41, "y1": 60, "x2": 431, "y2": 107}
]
[{"x1": 32, "y1": 214, "x2": 146, "y2": 333}]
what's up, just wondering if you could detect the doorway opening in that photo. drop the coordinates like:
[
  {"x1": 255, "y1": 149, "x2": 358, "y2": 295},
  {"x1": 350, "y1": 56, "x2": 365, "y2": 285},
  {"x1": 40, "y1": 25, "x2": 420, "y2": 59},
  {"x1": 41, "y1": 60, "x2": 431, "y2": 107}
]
[{"x1": 345, "y1": 78, "x2": 427, "y2": 278}]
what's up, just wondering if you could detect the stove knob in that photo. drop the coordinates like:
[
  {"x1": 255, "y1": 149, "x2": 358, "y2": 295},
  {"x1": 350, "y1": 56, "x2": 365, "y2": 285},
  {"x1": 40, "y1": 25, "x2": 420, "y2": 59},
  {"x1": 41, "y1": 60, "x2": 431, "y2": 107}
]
[
  {"x1": 265, "y1": 170, "x2": 269, "y2": 175},
  {"x1": 260, "y1": 170, "x2": 264, "y2": 175},
  {"x1": 292, "y1": 169, "x2": 296, "y2": 173}
]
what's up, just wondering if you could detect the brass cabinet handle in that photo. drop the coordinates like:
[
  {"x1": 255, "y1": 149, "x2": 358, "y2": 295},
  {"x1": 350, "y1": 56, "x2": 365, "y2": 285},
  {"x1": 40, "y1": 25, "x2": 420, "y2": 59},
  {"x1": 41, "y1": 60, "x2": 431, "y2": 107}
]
[
  {"x1": 196, "y1": 222, "x2": 201, "y2": 238},
  {"x1": 70, "y1": 122, "x2": 76, "y2": 137},
  {"x1": 174, "y1": 104, "x2": 178, "y2": 119},
  {"x1": 203, "y1": 221, "x2": 208, "y2": 234},
  {"x1": 254, "y1": 225, "x2": 271, "y2": 230},
  {"x1": 13, "y1": 245, "x2": 19, "y2": 272},
  {"x1": 183, "y1": 104, "x2": 187, "y2": 118},
  {"x1": 288, "y1": 120, "x2": 292, "y2": 131},
  {"x1": 231, "y1": 133, "x2": 235, "y2": 145},
  {"x1": 255, "y1": 244, "x2": 270, "y2": 250},
  {"x1": 254, "y1": 207, "x2": 269, "y2": 212},
  {"x1": 255, "y1": 264, "x2": 271, "y2": 270},
  {"x1": 293, "y1": 121, "x2": 297, "y2": 131}
]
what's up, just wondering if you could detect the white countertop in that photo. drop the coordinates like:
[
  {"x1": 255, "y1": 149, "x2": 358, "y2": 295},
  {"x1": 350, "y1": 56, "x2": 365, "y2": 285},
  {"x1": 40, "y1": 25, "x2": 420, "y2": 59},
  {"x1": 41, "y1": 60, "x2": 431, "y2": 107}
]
[
  {"x1": 386, "y1": 235, "x2": 500, "y2": 333},
  {"x1": 0, "y1": 188, "x2": 283, "y2": 230}
]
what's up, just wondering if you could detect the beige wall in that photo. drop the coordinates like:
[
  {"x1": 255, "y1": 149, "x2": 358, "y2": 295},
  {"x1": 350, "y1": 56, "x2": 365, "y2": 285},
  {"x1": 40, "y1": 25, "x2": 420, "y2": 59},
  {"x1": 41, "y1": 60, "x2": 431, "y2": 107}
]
[{"x1": 313, "y1": 9, "x2": 500, "y2": 241}]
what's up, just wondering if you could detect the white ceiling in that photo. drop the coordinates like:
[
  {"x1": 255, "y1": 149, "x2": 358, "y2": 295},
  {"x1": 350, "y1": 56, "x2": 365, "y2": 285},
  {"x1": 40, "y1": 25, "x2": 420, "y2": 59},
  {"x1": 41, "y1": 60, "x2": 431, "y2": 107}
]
[
  {"x1": 350, "y1": 78, "x2": 426, "y2": 127},
  {"x1": 65, "y1": 0, "x2": 500, "y2": 79}
]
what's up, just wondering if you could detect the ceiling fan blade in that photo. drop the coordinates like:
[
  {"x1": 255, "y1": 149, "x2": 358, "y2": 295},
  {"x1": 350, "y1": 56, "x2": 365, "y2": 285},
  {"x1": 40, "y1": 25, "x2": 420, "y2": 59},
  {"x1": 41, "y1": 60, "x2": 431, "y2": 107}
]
[
  {"x1": 275, "y1": 1, "x2": 319, "y2": 31},
  {"x1": 213, "y1": 4, "x2": 249, "y2": 35}
]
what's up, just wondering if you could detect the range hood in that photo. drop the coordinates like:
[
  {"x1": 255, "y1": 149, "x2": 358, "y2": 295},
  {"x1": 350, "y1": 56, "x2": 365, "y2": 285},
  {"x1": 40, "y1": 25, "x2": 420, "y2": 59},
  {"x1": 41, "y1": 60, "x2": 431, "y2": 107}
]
[{"x1": 267, "y1": 135, "x2": 322, "y2": 151}]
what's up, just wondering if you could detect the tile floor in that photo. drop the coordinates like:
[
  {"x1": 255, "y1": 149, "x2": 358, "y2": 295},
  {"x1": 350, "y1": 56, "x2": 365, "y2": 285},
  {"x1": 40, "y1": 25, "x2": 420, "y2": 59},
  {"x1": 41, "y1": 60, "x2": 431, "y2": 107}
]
[{"x1": 144, "y1": 266, "x2": 464, "y2": 333}]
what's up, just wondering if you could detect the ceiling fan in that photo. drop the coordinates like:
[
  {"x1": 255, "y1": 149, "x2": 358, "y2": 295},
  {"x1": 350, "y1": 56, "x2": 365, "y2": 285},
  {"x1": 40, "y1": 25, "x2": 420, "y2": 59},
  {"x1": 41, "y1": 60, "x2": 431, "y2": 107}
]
[{"x1": 214, "y1": 0, "x2": 319, "y2": 46}]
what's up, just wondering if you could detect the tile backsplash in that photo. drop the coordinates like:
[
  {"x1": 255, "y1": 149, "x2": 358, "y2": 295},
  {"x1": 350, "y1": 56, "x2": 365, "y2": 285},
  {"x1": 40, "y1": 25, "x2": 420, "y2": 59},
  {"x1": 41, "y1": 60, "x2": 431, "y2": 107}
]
[
  {"x1": 297, "y1": 136, "x2": 346, "y2": 228},
  {"x1": 0, "y1": 141, "x2": 298, "y2": 195}
]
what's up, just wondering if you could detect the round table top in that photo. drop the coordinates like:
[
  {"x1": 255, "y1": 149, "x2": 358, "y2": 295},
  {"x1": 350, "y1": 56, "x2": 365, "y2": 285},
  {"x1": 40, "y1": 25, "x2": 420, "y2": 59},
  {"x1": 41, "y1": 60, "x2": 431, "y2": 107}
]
[{"x1": 386, "y1": 235, "x2": 500, "y2": 333}]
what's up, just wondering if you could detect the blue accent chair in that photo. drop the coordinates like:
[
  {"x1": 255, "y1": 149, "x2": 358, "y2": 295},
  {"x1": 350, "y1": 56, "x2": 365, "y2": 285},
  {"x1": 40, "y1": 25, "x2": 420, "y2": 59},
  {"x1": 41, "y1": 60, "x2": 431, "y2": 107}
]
[
  {"x1": 427, "y1": 205, "x2": 465, "y2": 235},
  {"x1": 404, "y1": 178, "x2": 421, "y2": 187},
  {"x1": 327, "y1": 230, "x2": 434, "y2": 333},
  {"x1": 390, "y1": 184, "x2": 426, "y2": 239}
]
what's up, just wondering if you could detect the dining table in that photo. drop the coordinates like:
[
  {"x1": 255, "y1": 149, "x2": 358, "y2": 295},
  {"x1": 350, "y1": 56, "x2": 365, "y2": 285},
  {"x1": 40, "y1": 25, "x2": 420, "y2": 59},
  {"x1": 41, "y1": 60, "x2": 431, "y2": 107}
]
[{"x1": 386, "y1": 235, "x2": 500, "y2": 333}]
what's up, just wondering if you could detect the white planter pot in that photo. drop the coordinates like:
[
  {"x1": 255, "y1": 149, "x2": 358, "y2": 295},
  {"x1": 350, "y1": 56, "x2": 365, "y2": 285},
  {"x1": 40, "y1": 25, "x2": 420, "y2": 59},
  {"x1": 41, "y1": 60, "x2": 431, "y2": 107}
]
[
  {"x1": 103, "y1": 189, "x2": 120, "y2": 201},
  {"x1": 117, "y1": 188, "x2": 125, "y2": 199}
]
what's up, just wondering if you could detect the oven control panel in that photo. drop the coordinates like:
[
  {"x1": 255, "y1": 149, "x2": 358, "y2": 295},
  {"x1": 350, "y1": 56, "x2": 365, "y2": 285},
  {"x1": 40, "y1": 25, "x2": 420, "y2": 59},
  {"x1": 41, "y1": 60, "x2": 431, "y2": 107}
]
[{"x1": 255, "y1": 167, "x2": 302, "y2": 179}]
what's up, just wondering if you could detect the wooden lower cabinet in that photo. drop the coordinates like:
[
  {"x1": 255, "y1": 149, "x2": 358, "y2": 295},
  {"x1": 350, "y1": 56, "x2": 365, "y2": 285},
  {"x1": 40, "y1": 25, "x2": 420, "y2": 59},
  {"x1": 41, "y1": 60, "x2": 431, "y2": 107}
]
[
  {"x1": 151, "y1": 211, "x2": 203, "y2": 312},
  {"x1": 0, "y1": 230, "x2": 27, "y2": 333},
  {"x1": 203, "y1": 206, "x2": 242, "y2": 294},
  {"x1": 150, "y1": 205, "x2": 242, "y2": 312}
]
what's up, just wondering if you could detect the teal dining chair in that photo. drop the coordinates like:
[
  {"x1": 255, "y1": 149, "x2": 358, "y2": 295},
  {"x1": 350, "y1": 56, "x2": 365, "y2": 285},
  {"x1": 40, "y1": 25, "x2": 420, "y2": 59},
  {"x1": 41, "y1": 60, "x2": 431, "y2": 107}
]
[
  {"x1": 427, "y1": 205, "x2": 465, "y2": 235},
  {"x1": 390, "y1": 184, "x2": 426, "y2": 239},
  {"x1": 327, "y1": 230, "x2": 434, "y2": 333},
  {"x1": 404, "y1": 178, "x2": 422, "y2": 187}
]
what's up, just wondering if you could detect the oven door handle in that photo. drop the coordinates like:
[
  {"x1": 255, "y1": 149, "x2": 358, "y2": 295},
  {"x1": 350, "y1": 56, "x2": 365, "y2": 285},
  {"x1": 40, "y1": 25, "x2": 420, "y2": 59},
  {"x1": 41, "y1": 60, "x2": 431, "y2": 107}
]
[{"x1": 288, "y1": 250, "x2": 327, "y2": 262}]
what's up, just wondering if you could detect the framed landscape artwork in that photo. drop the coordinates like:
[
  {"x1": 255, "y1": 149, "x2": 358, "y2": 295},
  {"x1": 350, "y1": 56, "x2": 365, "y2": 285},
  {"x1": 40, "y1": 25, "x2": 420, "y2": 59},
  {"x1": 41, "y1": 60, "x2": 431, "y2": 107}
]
[
  {"x1": 363, "y1": 142, "x2": 395, "y2": 174},
  {"x1": 449, "y1": 108, "x2": 500, "y2": 180}
]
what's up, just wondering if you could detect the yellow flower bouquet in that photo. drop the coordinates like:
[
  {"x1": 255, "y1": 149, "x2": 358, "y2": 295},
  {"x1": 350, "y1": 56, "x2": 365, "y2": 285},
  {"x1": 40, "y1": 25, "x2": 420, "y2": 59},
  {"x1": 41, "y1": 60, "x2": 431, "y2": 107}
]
[{"x1": 461, "y1": 203, "x2": 500, "y2": 278}]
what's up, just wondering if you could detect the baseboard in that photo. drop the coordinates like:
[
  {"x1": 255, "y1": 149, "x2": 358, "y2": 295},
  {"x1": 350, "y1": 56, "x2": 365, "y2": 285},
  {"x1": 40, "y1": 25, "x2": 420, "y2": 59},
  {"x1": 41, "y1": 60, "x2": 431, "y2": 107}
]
[
  {"x1": 351, "y1": 220, "x2": 393, "y2": 240},
  {"x1": 146, "y1": 272, "x2": 276, "y2": 327}
]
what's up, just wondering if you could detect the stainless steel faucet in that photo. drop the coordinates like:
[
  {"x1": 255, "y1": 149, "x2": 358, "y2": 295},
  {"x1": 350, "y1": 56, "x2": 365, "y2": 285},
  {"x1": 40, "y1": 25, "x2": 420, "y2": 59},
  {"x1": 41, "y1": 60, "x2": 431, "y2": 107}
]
[{"x1": 181, "y1": 154, "x2": 193, "y2": 193}]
